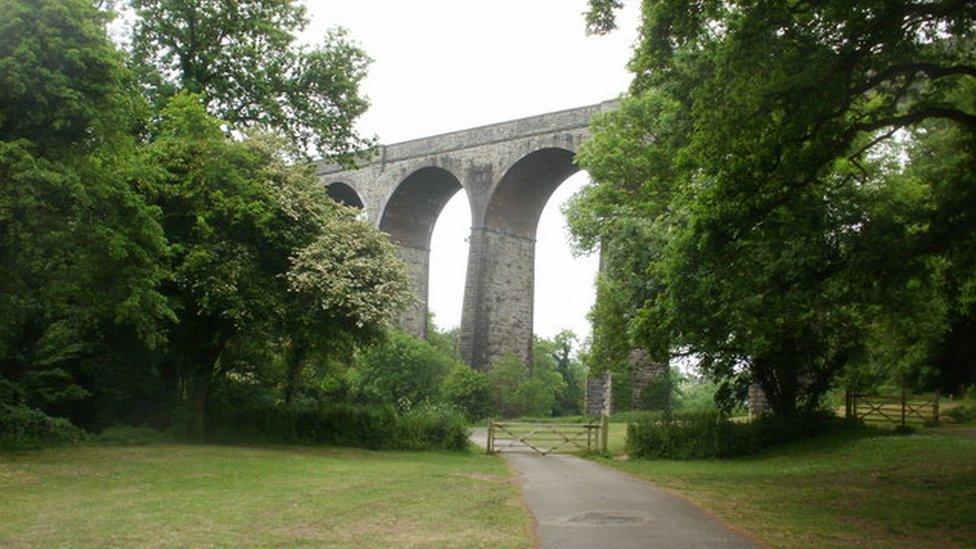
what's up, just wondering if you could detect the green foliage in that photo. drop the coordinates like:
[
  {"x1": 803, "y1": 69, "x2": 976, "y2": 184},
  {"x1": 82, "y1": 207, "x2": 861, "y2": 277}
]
[
  {"x1": 0, "y1": 0, "x2": 137, "y2": 149},
  {"x1": 96, "y1": 425, "x2": 175, "y2": 446},
  {"x1": 129, "y1": 0, "x2": 372, "y2": 160},
  {"x1": 141, "y1": 94, "x2": 409, "y2": 434},
  {"x1": 1, "y1": 0, "x2": 409, "y2": 442},
  {"x1": 626, "y1": 411, "x2": 755, "y2": 459},
  {"x1": 426, "y1": 315, "x2": 460, "y2": 359},
  {"x1": 542, "y1": 331, "x2": 587, "y2": 416},
  {"x1": 440, "y1": 363, "x2": 492, "y2": 421},
  {"x1": 351, "y1": 331, "x2": 454, "y2": 411},
  {"x1": 0, "y1": 403, "x2": 86, "y2": 450},
  {"x1": 583, "y1": 0, "x2": 623, "y2": 35},
  {"x1": 626, "y1": 410, "x2": 841, "y2": 459},
  {"x1": 395, "y1": 404, "x2": 470, "y2": 451},
  {"x1": 947, "y1": 401, "x2": 976, "y2": 424},
  {"x1": 637, "y1": 370, "x2": 673, "y2": 411},
  {"x1": 673, "y1": 376, "x2": 720, "y2": 412},
  {"x1": 488, "y1": 352, "x2": 566, "y2": 418},
  {"x1": 208, "y1": 382, "x2": 468, "y2": 451},
  {"x1": 574, "y1": 0, "x2": 976, "y2": 416},
  {"x1": 0, "y1": 0, "x2": 172, "y2": 426}
]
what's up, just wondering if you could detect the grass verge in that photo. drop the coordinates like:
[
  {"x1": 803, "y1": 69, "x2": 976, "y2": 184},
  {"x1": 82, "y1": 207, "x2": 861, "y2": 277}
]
[
  {"x1": 0, "y1": 444, "x2": 532, "y2": 547},
  {"x1": 597, "y1": 428, "x2": 976, "y2": 547}
]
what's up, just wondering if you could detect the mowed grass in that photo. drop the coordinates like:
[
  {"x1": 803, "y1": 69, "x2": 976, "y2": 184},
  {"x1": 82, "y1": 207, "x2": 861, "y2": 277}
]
[
  {"x1": 600, "y1": 428, "x2": 976, "y2": 547},
  {"x1": 0, "y1": 444, "x2": 533, "y2": 548}
]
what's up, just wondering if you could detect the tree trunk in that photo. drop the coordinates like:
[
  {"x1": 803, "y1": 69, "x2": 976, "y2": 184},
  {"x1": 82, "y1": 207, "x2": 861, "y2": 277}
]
[
  {"x1": 191, "y1": 371, "x2": 211, "y2": 439},
  {"x1": 283, "y1": 339, "x2": 307, "y2": 405}
]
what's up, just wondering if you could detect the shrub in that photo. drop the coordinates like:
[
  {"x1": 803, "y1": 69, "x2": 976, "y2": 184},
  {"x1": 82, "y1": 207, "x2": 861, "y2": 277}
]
[
  {"x1": 750, "y1": 409, "x2": 838, "y2": 447},
  {"x1": 441, "y1": 364, "x2": 492, "y2": 421},
  {"x1": 0, "y1": 379, "x2": 26, "y2": 406},
  {"x1": 626, "y1": 409, "x2": 840, "y2": 459},
  {"x1": 207, "y1": 386, "x2": 469, "y2": 451},
  {"x1": 489, "y1": 353, "x2": 566, "y2": 418},
  {"x1": 0, "y1": 404, "x2": 86, "y2": 450},
  {"x1": 96, "y1": 426, "x2": 176, "y2": 446},
  {"x1": 946, "y1": 401, "x2": 976, "y2": 423},
  {"x1": 352, "y1": 331, "x2": 454, "y2": 410},
  {"x1": 394, "y1": 404, "x2": 469, "y2": 451},
  {"x1": 627, "y1": 410, "x2": 752, "y2": 459}
]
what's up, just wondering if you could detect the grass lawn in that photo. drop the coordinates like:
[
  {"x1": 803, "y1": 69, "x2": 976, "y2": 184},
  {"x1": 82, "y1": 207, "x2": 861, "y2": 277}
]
[
  {"x1": 0, "y1": 444, "x2": 533, "y2": 547},
  {"x1": 598, "y1": 428, "x2": 976, "y2": 547}
]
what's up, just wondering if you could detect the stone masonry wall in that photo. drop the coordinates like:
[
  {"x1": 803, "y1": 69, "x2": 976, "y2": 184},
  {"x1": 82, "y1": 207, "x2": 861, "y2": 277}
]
[
  {"x1": 317, "y1": 102, "x2": 619, "y2": 371},
  {"x1": 585, "y1": 372, "x2": 612, "y2": 416},
  {"x1": 748, "y1": 384, "x2": 768, "y2": 417},
  {"x1": 461, "y1": 228, "x2": 535, "y2": 369},
  {"x1": 629, "y1": 349, "x2": 667, "y2": 410},
  {"x1": 396, "y1": 245, "x2": 429, "y2": 339}
]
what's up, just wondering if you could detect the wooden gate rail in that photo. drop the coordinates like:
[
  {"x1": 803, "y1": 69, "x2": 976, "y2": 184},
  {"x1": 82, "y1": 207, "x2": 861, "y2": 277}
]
[
  {"x1": 846, "y1": 390, "x2": 940, "y2": 428},
  {"x1": 487, "y1": 416, "x2": 609, "y2": 455}
]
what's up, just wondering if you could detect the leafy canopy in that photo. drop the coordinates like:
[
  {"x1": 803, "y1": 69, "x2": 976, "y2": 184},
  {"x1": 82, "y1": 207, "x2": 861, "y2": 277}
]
[
  {"x1": 129, "y1": 0, "x2": 373, "y2": 160},
  {"x1": 574, "y1": 0, "x2": 976, "y2": 414}
]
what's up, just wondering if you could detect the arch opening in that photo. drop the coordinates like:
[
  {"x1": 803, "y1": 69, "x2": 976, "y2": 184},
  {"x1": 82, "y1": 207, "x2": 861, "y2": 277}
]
[
  {"x1": 325, "y1": 182, "x2": 364, "y2": 209},
  {"x1": 534, "y1": 171, "x2": 599, "y2": 341},
  {"x1": 380, "y1": 166, "x2": 469, "y2": 340},
  {"x1": 380, "y1": 167, "x2": 464, "y2": 250},
  {"x1": 484, "y1": 147, "x2": 579, "y2": 239},
  {"x1": 428, "y1": 192, "x2": 471, "y2": 336}
]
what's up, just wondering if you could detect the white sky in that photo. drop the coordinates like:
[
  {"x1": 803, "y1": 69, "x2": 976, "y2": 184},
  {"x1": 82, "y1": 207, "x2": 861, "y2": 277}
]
[{"x1": 304, "y1": 1, "x2": 641, "y2": 340}]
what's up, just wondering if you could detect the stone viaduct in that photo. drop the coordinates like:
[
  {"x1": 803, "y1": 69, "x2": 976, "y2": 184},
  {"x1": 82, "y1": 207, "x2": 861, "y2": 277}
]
[{"x1": 316, "y1": 101, "x2": 615, "y2": 370}]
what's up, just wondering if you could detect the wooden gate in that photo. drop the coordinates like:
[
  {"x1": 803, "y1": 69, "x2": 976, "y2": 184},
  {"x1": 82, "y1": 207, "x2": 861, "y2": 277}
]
[
  {"x1": 846, "y1": 390, "x2": 940, "y2": 428},
  {"x1": 486, "y1": 416, "x2": 609, "y2": 455}
]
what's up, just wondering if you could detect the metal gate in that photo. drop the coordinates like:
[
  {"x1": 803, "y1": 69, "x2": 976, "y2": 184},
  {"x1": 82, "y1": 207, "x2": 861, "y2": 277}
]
[{"x1": 486, "y1": 416, "x2": 609, "y2": 455}]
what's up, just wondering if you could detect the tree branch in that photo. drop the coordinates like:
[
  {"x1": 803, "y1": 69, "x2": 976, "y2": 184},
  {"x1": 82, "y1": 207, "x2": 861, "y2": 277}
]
[
  {"x1": 856, "y1": 62, "x2": 976, "y2": 95},
  {"x1": 853, "y1": 106, "x2": 976, "y2": 133}
]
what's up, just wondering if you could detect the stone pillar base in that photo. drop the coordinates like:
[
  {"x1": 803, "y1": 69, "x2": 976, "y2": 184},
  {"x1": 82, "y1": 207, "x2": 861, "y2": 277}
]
[
  {"x1": 748, "y1": 383, "x2": 768, "y2": 417},
  {"x1": 585, "y1": 372, "x2": 612, "y2": 416}
]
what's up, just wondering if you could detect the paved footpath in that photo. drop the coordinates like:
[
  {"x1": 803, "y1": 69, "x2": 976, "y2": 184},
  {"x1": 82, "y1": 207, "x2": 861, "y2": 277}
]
[{"x1": 471, "y1": 429, "x2": 755, "y2": 549}]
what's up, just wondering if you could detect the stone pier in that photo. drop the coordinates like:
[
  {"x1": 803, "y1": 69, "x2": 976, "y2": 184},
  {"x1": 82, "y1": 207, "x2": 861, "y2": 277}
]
[{"x1": 317, "y1": 101, "x2": 616, "y2": 370}]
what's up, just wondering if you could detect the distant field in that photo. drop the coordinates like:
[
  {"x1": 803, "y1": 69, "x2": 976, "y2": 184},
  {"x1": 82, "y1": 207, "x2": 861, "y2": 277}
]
[
  {"x1": 599, "y1": 429, "x2": 976, "y2": 547},
  {"x1": 0, "y1": 444, "x2": 532, "y2": 547}
]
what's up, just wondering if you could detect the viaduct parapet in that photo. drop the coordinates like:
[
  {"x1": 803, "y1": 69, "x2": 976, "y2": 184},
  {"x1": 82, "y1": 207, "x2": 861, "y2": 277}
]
[{"x1": 317, "y1": 100, "x2": 615, "y2": 370}]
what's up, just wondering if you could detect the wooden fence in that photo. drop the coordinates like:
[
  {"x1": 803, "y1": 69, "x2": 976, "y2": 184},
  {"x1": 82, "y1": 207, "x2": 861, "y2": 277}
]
[
  {"x1": 486, "y1": 416, "x2": 609, "y2": 455},
  {"x1": 846, "y1": 390, "x2": 940, "y2": 428}
]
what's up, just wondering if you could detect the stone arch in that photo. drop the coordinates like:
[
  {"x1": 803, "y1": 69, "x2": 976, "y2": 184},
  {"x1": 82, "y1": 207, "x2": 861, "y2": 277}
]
[
  {"x1": 325, "y1": 181, "x2": 365, "y2": 209},
  {"x1": 484, "y1": 147, "x2": 579, "y2": 239},
  {"x1": 460, "y1": 146, "x2": 583, "y2": 370},
  {"x1": 380, "y1": 166, "x2": 468, "y2": 339},
  {"x1": 379, "y1": 166, "x2": 465, "y2": 249}
]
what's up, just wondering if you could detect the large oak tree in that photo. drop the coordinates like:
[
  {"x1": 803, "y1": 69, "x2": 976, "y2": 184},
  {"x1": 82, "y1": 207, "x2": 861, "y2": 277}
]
[{"x1": 573, "y1": 0, "x2": 975, "y2": 415}]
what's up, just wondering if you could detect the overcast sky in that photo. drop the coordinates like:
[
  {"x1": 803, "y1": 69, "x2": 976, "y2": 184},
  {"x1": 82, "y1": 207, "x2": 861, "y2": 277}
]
[{"x1": 303, "y1": 1, "x2": 641, "y2": 341}]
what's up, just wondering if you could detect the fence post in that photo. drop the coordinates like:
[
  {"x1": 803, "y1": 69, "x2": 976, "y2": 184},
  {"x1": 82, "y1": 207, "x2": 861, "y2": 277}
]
[
  {"x1": 600, "y1": 413, "x2": 610, "y2": 454},
  {"x1": 933, "y1": 390, "x2": 940, "y2": 426},
  {"x1": 844, "y1": 390, "x2": 852, "y2": 420},
  {"x1": 901, "y1": 389, "x2": 907, "y2": 428},
  {"x1": 487, "y1": 419, "x2": 494, "y2": 454}
]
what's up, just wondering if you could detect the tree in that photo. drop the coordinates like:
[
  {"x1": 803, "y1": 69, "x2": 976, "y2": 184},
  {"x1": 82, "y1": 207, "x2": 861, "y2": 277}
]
[
  {"x1": 574, "y1": 0, "x2": 976, "y2": 415},
  {"x1": 538, "y1": 331, "x2": 587, "y2": 416},
  {"x1": 488, "y1": 351, "x2": 566, "y2": 418},
  {"x1": 0, "y1": 0, "x2": 172, "y2": 422},
  {"x1": 145, "y1": 94, "x2": 408, "y2": 434},
  {"x1": 129, "y1": 0, "x2": 372, "y2": 160},
  {"x1": 351, "y1": 331, "x2": 455, "y2": 411},
  {"x1": 440, "y1": 363, "x2": 492, "y2": 421}
]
